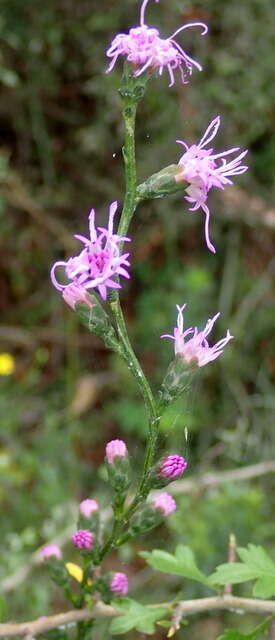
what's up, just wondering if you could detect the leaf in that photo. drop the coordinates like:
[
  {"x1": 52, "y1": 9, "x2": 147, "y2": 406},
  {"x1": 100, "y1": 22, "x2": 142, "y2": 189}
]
[
  {"x1": 238, "y1": 545, "x2": 275, "y2": 577},
  {"x1": 252, "y1": 576, "x2": 275, "y2": 598},
  {"x1": 217, "y1": 616, "x2": 271, "y2": 639},
  {"x1": 210, "y1": 544, "x2": 275, "y2": 597},
  {"x1": 140, "y1": 545, "x2": 210, "y2": 586},
  {"x1": 110, "y1": 598, "x2": 168, "y2": 635},
  {"x1": 209, "y1": 563, "x2": 258, "y2": 585}
]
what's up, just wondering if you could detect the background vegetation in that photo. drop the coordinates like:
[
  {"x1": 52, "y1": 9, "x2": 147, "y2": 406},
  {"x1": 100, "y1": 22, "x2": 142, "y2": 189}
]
[{"x1": 0, "y1": 0, "x2": 275, "y2": 636}]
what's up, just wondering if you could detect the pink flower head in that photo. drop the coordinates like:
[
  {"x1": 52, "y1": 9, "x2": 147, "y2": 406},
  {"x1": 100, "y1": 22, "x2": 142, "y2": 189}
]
[
  {"x1": 106, "y1": 0, "x2": 208, "y2": 87},
  {"x1": 79, "y1": 499, "x2": 99, "y2": 518},
  {"x1": 175, "y1": 116, "x2": 248, "y2": 253},
  {"x1": 152, "y1": 492, "x2": 176, "y2": 516},
  {"x1": 159, "y1": 455, "x2": 187, "y2": 479},
  {"x1": 51, "y1": 202, "x2": 131, "y2": 302},
  {"x1": 71, "y1": 529, "x2": 94, "y2": 550},
  {"x1": 110, "y1": 572, "x2": 129, "y2": 596},
  {"x1": 40, "y1": 544, "x2": 62, "y2": 560},
  {"x1": 105, "y1": 439, "x2": 128, "y2": 464},
  {"x1": 162, "y1": 304, "x2": 233, "y2": 367}
]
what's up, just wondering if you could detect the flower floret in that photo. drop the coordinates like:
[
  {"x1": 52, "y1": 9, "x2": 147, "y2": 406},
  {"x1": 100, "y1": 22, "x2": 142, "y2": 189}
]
[
  {"x1": 162, "y1": 304, "x2": 233, "y2": 367},
  {"x1": 51, "y1": 202, "x2": 131, "y2": 302},
  {"x1": 106, "y1": 0, "x2": 207, "y2": 87},
  {"x1": 176, "y1": 116, "x2": 248, "y2": 252}
]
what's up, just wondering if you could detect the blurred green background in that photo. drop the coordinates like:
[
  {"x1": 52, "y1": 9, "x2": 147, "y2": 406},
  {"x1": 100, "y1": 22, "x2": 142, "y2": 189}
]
[{"x1": 0, "y1": 0, "x2": 275, "y2": 637}]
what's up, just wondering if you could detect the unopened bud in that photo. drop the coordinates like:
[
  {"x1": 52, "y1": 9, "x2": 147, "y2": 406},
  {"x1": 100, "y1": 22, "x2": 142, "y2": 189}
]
[
  {"x1": 71, "y1": 529, "x2": 94, "y2": 551},
  {"x1": 110, "y1": 572, "x2": 129, "y2": 596},
  {"x1": 105, "y1": 440, "x2": 130, "y2": 495},
  {"x1": 40, "y1": 544, "x2": 62, "y2": 560},
  {"x1": 151, "y1": 455, "x2": 188, "y2": 488}
]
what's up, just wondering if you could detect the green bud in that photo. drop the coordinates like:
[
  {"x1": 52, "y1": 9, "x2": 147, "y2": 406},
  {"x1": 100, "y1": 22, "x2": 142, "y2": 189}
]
[
  {"x1": 119, "y1": 62, "x2": 149, "y2": 104},
  {"x1": 159, "y1": 356, "x2": 196, "y2": 409},
  {"x1": 106, "y1": 454, "x2": 131, "y2": 497},
  {"x1": 137, "y1": 165, "x2": 186, "y2": 201},
  {"x1": 75, "y1": 297, "x2": 121, "y2": 352},
  {"x1": 128, "y1": 504, "x2": 162, "y2": 538}
]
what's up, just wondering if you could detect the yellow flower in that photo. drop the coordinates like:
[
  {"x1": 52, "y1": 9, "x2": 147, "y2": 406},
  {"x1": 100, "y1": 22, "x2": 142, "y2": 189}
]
[
  {"x1": 0, "y1": 353, "x2": 15, "y2": 375},
  {"x1": 65, "y1": 562, "x2": 83, "y2": 583}
]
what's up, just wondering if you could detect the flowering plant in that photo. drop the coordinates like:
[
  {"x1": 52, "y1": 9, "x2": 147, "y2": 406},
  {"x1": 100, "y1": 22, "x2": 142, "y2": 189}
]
[{"x1": 3, "y1": 1, "x2": 275, "y2": 639}]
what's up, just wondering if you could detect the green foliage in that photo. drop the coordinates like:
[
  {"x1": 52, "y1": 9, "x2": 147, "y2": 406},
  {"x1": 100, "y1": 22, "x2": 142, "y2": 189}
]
[
  {"x1": 217, "y1": 617, "x2": 271, "y2": 639},
  {"x1": 110, "y1": 598, "x2": 168, "y2": 635},
  {"x1": 140, "y1": 545, "x2": 210, "y2": 586},
  {"x1": 210, "y1": 545, "x2": 275, "y2": 597}
]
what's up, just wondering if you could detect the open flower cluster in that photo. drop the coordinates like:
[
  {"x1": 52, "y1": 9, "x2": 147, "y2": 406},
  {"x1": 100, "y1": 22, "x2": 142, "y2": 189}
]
[
  {"x1": 51, "y1": 202, "x2": 131, "y2": 303},
  {"x1": 162, "y1": 304, "x2": 233, "y2": 367},
  {"x1": 106, "y1": 0, "x2": 208, "y2": 87},
  {"x1": 175, "y1": 117, "x2": 248, "y2": 253}
]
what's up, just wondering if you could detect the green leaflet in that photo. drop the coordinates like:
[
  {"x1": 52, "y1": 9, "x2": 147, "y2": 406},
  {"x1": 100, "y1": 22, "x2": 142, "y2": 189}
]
[
  {"x1": 210, "y1": 545, "x2": 275, "y2": 597},
  {"x1": 140, "y1": 544, "x2": 210, "y2": 586},
  {"x1": 110, "y1": 598, "x2": 168, "y2": 635},
  {"x1": 217, "y1": 616, "x2": 272, "y2": 639}
]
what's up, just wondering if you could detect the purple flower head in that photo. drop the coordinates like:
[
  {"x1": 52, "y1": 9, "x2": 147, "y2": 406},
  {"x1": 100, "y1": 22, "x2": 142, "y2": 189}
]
[
  {"x1": 79, "y1": 499, "x2": 99, "y2": 518},
  {"x1": 152, "y1": 492, "x2": 176, "y2": 516},
  {"x1": 162, "y1": 304, "x2": 233, "y2": 367},
  {"x1": 110, "y1": 572, "x2": 129, "y2": 596},
  {"x1": 158, "y1": 454, "x2": 187, "y2": 479},
  {"x1": 106, "y1": 0, "x2": 208, "y2": 87},
  {"x1": 106, "y1": 439, "x2": 128, "y2": 464},
  {"x1": 51, "y1": 202, "x2": 131, "y2": 302},
  {"x1": 71, "y1": 529, "x2": 94, "y2": 550},
  {"x1": 175, "y1": 116, "x2": 248, "y2": 253},
  {"x1": 40, "y1": 544, "x2": 62, "y2": 560}
]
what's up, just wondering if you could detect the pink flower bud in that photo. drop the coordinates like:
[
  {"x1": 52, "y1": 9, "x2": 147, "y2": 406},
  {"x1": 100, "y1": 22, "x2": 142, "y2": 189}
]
[
  {"x1": 62, "y1": 283, "x2": 94, "y2": 310},
  {"x1": 152, "y1": 492, "x2": 176, "y2": 516},
  {"x1": 71, "y1": 529, "x2": 94, "y2": 550},
  {"x1": 105, "y1": 439, "x2": 128, "y2": 464},
  {"x1": 158, "y1": 455, "x2": 187, "y2": 479},
  {"x1": 40, "y1": 544, "x2": 62, "y2": 560},
  {"x1": 110, "y1": 572, "x2": 129, "y2": 596},
  {"x1": 79, "y1": 499, "x2": 99, "y2": 518}
]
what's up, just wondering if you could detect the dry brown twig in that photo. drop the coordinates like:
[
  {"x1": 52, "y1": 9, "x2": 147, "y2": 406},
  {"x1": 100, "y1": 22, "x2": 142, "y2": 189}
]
[{"x1": 1, "y1": 597, "x2": 275, "y2": 638}]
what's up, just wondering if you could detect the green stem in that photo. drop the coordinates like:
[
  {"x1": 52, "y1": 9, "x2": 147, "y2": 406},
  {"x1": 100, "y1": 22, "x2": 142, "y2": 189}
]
[
  {"x1": 118, "y1": 99, "x2": 138, "y2": 237},
  {"x1": 98, "y1": 70, "x2": 160, "y2": 561}
]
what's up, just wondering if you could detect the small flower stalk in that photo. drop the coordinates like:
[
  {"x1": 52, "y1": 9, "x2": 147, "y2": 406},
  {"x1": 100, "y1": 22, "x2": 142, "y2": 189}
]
[
  {"x1": 107, "y1": 0, "x2": 208, "y2": 87},
  {"x1": 175, "y1": 116, "x2": 248, "y2": 253},
  {"x1": 105, "y1": 440, "x2": 131, "y2": 500}
]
